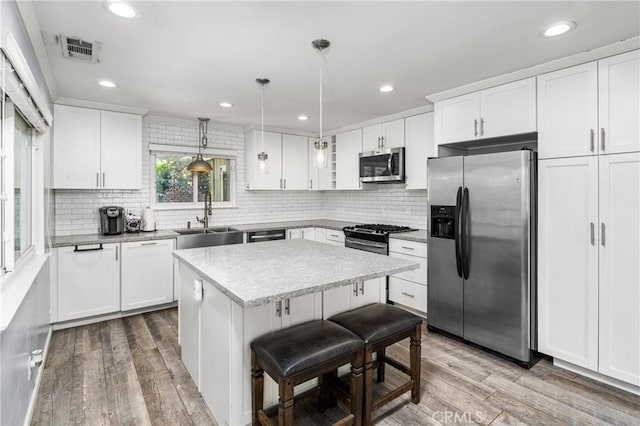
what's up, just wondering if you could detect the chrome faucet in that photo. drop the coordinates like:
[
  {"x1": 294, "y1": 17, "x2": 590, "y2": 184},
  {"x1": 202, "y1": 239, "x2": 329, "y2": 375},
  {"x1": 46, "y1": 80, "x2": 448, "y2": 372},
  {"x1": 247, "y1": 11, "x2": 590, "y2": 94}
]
[{"x1": 196, "y1": 191, "x2": 213, "y2": 231}]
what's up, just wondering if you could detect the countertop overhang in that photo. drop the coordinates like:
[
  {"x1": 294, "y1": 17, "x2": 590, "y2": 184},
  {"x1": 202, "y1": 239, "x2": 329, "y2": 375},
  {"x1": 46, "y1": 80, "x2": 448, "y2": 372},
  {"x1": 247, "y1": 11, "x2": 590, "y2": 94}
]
[{"x1": 173, "y1": 239, "x2": 420, "y2": 308}]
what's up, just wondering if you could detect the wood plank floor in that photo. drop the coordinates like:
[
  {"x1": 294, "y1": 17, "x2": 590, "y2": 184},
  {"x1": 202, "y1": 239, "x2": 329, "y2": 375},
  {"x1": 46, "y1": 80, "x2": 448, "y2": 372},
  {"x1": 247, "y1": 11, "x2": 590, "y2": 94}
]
[{"x1": 32, "y1": 308, "x2": 640, "y2": 425}]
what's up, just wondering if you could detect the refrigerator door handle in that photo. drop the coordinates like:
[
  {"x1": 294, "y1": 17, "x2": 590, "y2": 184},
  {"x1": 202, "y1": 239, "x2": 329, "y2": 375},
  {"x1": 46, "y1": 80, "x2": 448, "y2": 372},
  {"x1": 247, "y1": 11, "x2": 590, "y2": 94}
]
[
  {"x1": 462, "y1": 187, "x2": 470, "y2": 279},
  {"x1": 455, "y1": 186, "x2": 463, "y2": 277}
]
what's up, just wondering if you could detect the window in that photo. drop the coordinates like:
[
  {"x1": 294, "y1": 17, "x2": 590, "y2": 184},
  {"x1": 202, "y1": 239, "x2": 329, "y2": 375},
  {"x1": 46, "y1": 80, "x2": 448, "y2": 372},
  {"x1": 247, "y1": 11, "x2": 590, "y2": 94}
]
[
  {"x1": 1, "y1": 98, "x2": 34, "y2": 273},
  {"x1": 151, "y1": 147, "x2": 236, "y2": 209}
]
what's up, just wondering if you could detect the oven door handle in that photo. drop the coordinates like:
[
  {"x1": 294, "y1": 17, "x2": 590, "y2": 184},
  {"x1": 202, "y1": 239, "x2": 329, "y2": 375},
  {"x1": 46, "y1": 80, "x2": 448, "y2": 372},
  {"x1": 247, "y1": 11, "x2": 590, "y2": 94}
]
[
  {"x1": 455, "y1": 186, "x2": 463, "y2": 278},
  {"x1": 345, "y1": 238, "x2": 387, "y2": 254}
]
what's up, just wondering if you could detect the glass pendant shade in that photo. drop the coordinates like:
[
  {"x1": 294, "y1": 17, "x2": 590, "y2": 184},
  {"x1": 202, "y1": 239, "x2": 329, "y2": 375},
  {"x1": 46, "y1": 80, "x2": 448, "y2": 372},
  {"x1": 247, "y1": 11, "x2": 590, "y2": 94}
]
[
  {"x1": 257, "y1": 151, "x2": 269, "y2": 174},
  {"x1": 313, "y1": 139, "x2": 328, "y2": 169},
  {"x1": 187, "y1": 118, "x2": 213, "y2": 172},
  {"x1": 256, "y1": 78, "x2": 270, "y2": 175}
]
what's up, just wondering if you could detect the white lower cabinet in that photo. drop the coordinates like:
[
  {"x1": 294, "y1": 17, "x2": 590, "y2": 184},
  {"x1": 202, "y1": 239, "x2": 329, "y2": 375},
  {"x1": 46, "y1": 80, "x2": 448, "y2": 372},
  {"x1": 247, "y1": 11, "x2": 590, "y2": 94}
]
[
  {"x1": 539, "y1": 153, "x2": 640, "y2": 387},
  {"x1": 121, "y1": 239, "x2": 174, "y2": 311},
  {"x1": 57, "y1": 243, "x2": 120, "y2": 321},
  {"x1": 178, "y1": 263, "x2": 203, "y2": 386},
  {"x1": 287, "y1": 227, "x2": 315, "y2": 240},
  {"x1": 388, "y1": 239, "x2": 427, "y2": 314},
  {"x1": 323, "y1": 278, "x2": 385, "y2": 318}
]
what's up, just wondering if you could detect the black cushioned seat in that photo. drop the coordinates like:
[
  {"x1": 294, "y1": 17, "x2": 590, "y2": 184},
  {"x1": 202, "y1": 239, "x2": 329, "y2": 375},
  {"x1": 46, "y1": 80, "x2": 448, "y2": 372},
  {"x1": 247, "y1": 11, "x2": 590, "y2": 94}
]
[
  {"x1": 329, "y1": 303, "x2": 423, "y2": 344},
  {"x1": 251, "y1": 320, "x2": 363, "y2": 377},
  {"x1": 328, "y1": 303, "x2": 423, "y2": 425},
  {"x1": 251, "y1": 319, "x2": 365, "y2": 425}
]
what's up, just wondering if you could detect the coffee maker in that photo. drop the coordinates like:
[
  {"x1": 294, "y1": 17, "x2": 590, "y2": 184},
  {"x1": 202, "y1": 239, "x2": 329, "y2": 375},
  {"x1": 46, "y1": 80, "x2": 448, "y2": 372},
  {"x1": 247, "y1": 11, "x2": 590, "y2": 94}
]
[{"x1": 99, "y1": 206, "x2": 125, "y2": 235}]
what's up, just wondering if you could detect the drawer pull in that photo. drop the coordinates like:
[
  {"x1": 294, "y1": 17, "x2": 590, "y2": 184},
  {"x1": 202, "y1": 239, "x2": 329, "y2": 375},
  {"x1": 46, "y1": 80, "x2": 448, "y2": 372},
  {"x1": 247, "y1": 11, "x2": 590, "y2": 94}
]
[
  {"x1": 74, "y1": 244, "x2": 103, "y2": 252},
  {"x1": 401, "y1": 246, "x2": 415, "y2": 251},
  {"x1": 141, "y1": 242, "x2": 158, "y2": 246},
  {"x1": 401, "y1": 292, "x2": 415, "y2": 298}
]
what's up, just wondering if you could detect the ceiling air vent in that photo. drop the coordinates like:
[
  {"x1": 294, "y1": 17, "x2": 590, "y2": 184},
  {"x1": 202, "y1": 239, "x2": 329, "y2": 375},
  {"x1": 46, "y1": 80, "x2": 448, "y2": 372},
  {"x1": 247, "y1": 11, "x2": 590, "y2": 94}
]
[{"x1": 59, "y1": 34, "x2": 101, "y2": 63}]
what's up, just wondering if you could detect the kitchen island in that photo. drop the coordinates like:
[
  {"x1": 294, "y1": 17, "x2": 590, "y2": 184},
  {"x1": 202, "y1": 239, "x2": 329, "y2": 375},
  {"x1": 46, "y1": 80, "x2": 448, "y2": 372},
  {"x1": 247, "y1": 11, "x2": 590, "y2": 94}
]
[{"x1": 173, "y1": 239, "x2": 420, "y2": 426}]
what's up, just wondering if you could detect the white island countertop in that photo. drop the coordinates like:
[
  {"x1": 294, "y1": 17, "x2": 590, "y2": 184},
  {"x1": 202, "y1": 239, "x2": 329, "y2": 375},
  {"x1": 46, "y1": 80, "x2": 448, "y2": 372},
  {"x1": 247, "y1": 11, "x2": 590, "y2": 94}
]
[{"x1": 173, "y1": 239, "x2": 420, "y2": 308}]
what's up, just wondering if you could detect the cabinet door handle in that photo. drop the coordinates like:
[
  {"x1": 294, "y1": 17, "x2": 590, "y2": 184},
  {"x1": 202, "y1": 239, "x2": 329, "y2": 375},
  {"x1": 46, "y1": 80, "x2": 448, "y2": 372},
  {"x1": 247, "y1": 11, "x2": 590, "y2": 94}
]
[
  {"x1": 284, "y1": 299, "x2": 290, "y2": 315},
  {"x1": 353, "y1": 282, "x2": 358, "y2": 297},
  {"x1": 401, "y1": 292, "x2": 415, "y2": 298},
  {"x1": 359, "y1": 282, "x2": 364, "y2": 295},
  {"x1": 73, "y1": 244, "x2": 103, "y2": 252},
  {"x1": 96, "y1": 172, "x2": 100, "y2": 188},
  {"x1": 279, "y1": 178, "x2": 282, "y2": 189},
  {"x1": 401, "y1": 246, "x2": 415, "y2": 251},
  {"x1": 380, "y1": 136, "x2": 385, "y2": 148},
  {"x1": 141, "y1": 242, "x2": 157, "y2": 246},
  {"x1": 103, "y1": 172, "x2": 106, "y2": 187},
  {"x1": 590, "y1": 222, "x2": 595, "y2": 245},
  {"x1": 275, "y1": 301, "x2": 282, "y2": 317},
  {"x1": 600, "y1": 128, "x2": 605, "y2": 152},
  {"x1": 474, "y1": 119, "x2": 478, "y2": 137},
  {"x1": 284, "y1": 178, "x2": 286, "y2": 189},
  {"x1": 590, "y1": 129, "x2": 595, "y2": 152},
  {"x1": 310, "y1": 179, "x2": 313, "y2": 189},
  {"x1": 601, "y1": 223, "x2": 606, "y2": 247},
  {"x1": 479, "y1": 118, "x2": 484, "y2": 136},
  {"x1": 115, "y1": 246, "x2": 118, "y2": 261}
]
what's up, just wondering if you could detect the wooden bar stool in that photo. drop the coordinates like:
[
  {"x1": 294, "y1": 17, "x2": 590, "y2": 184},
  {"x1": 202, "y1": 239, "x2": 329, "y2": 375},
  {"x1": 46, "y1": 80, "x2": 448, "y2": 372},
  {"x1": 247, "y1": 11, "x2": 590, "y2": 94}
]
[
  {"x1": 251, "y1": 320, "x2": 365, "y2": 426},
  {"x1": 329, "y1": 304, "x2": 422, "y2": 425}
]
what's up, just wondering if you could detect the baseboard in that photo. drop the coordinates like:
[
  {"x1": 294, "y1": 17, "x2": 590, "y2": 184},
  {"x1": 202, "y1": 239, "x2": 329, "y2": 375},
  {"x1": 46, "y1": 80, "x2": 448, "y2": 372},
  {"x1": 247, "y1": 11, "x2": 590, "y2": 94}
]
[
  {"x1": 554, "y1": 359, "x2": 640, "y2": 396},
  {"x1": 24, "y1": 325, "x2": 52, "y2": 426},
  {"x1": 52, "y1": 301, "x2": 178, "y2": 330}
]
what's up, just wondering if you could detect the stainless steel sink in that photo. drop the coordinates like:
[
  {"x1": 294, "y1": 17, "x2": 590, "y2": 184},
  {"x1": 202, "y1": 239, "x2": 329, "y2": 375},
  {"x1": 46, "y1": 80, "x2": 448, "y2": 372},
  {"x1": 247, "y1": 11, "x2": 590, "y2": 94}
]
[{"x1": 174, "y1": 227, "x2": 243, "y2": 249}]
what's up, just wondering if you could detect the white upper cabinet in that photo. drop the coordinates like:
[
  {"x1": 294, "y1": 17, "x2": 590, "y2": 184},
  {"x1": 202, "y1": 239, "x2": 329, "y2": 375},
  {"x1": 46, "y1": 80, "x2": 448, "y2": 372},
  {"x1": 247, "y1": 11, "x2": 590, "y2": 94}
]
[
  {"x1": 434, "y1": 78, "x2": 536, "y2": 146},
  {"x1": 434, "y1": 92, "x2": 480, "y2": 144},
  {"x1": 335, "y1": 128, "x2": 362, "y2": 190},
  {"x1": 53, "y1": 105, "x2": 142, "y2": 189},
  {"x1": 480, "y1": 78, "x2": 537, "y2": 138},
  {"x1": 598, "y1": 153, "x2": 640, "y2": 385},
  {"x1": 307, "y1": 138, "x2": 333, "y2": 191},
  {"x1": 244, "y1": 130, "x2": 283, "y2": 190},
  {"x1": 363, "y1": 118, "x2": 405, "y2": 151},
  {"x1": 537, "y1": 62, "x2": 599, "y2": 159},
  {"x1": 404, "y1": 112, "x2": 435, "y2": 190},
  {"x1": 598, "y1": 50, "x2": 640, "y2": 155},
  {"x1": 100, "y1": 111, "x2": 142, "y2": 189},
  {"x1": 281, "y1": 134, "x2": 308, "y2": 190}
]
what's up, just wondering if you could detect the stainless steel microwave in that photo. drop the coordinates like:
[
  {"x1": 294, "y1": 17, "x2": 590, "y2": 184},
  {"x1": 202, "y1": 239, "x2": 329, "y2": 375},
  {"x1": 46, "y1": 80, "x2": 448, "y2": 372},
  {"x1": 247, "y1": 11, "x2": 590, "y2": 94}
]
[{"x1": 359, "y1": 147, "x2": 405, "y2": 183}]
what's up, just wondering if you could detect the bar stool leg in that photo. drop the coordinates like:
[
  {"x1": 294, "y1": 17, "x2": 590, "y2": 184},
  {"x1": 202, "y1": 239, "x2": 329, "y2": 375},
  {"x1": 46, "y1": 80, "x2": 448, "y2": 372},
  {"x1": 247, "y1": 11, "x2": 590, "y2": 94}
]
[
  {"x1": 251, "y1": 351, "x2": 264, "y2": 426},
  {"x1": 278, "y1": 378, "x2": 295, "y2": 426},
  {"x1": 318, "y1": 370, "x2": 338, "y2": 411},
  {"x1": 410, "y1": 323, "x2": 422, "y2": 404},
  {"x1": 350, "y1": 350, "x2": 364, "y2": 426},
  {"x1": 363, "y1": 346, "x2": 374, "y2": 426},
  {"x1": 376, "y1": 348, "x2": 386, "y2": 383}
]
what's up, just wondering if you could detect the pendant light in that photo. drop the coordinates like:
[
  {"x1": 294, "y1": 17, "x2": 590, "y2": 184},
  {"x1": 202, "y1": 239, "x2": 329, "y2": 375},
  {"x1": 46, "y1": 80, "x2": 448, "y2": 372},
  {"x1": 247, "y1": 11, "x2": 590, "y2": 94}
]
[
  {"x1": 312, "y1": 38, "x2": 330, "y2": 169},
  {"x1": 256, "y1": 78, "x2": 270, "y2": 174},
  {"x1": 187, "y1": 117, "x2": 213, "y2": 172}
]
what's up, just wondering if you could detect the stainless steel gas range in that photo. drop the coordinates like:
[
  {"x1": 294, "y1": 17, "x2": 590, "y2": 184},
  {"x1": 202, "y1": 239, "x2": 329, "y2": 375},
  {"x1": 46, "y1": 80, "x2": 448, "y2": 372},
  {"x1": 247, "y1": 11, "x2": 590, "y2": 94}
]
[{"x1": 343, "y1": 224, "x2": 417, "y2": 255}]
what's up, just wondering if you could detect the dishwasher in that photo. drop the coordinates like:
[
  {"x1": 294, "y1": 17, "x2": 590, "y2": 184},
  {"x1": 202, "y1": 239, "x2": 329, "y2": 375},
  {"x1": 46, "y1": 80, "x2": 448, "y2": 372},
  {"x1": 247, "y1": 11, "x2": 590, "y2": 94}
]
[{"x1": 247, "y1": 229, "x2": 286, "y2": 243}]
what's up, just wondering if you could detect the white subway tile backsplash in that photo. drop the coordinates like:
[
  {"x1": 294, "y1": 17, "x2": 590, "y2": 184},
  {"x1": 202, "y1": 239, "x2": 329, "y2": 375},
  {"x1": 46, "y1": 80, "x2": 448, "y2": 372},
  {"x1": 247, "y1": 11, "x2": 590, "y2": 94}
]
[{"x1": 53, "y1": 116, "x2": 427, "y2": 235}]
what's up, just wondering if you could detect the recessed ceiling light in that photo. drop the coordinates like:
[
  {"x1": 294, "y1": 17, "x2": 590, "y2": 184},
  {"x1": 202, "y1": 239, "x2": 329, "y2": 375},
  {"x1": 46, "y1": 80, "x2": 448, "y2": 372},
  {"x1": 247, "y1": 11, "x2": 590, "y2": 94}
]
[
  {"x1": 97, "y1": 79, "x2": 117, "y2": 88},
  {"x1": 378, "y1": 85, "x2": 395, "y2": 93},
  {"x1": 543, "y1": 21, "x2": 576, "y2": 37},
  {"x1": 219, "y1": 102, "x2": 233, "y2": 108},
  {"x1": 298, "y1": 115, "x2": 309, "y2": 121},
  {"x1": 106, "y1": 1, "x2": 140, "y2": 19}
]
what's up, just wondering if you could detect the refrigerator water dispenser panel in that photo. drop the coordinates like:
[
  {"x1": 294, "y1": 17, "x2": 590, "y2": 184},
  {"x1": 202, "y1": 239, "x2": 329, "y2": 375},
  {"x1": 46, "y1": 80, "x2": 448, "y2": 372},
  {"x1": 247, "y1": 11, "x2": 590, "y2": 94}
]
[{"x1": 431, "y1": 205, "x2": 456, "y2": 239}]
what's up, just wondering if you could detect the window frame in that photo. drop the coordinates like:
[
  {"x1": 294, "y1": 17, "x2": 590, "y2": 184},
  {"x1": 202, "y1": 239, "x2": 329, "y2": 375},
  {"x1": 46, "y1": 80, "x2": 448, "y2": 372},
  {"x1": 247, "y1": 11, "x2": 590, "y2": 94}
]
[{"x1": 149, "y1": 144, "x2": 237, "y2": 211}]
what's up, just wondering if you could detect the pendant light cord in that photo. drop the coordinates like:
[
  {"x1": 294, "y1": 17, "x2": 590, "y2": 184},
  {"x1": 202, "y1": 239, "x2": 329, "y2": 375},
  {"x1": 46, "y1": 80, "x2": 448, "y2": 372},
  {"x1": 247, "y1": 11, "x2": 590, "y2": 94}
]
[
  {"x1": 261, "y1": 84, "x2": 265, "y2": 152},
  {"x1": 319, "y1": 55, "x2": 323, "y2": 140}
]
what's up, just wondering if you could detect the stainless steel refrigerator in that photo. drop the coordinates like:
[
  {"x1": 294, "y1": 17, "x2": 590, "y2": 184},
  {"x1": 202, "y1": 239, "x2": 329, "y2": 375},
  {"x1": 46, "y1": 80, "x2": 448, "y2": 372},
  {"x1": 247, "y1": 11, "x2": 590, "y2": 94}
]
[{"x1": 427, "y1": 149, "x2": 537, "y2": 366}]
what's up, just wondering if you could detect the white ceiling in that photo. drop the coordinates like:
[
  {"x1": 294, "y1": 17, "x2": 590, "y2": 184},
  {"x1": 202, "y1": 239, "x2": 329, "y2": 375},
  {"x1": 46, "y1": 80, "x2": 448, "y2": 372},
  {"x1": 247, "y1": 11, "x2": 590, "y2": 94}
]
[{"x1": 31, "y1": 1, "x2": 640, "y2": 133}]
